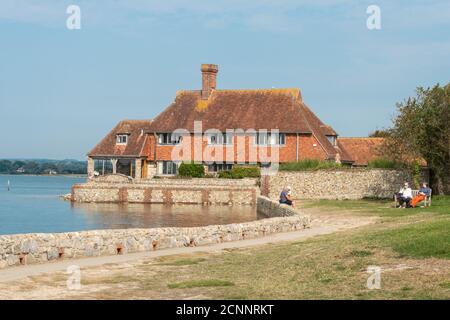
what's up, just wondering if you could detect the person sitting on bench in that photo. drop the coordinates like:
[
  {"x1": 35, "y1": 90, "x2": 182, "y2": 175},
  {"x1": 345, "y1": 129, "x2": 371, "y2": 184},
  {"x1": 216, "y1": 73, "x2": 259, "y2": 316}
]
[
  {"x1": 411, "y1": 182, "x2": 432, "y2": 208},
  {"x1": 397, "y1": 182, "x2": 413, "y2": 208}
]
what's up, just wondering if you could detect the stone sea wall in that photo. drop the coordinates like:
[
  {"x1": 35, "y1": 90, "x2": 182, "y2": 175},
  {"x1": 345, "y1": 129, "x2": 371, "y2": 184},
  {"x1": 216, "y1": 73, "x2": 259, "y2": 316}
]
[
  {"x1": 0, "y1": 214, "x2": 310, "y2": 269},
  {"x1": 72, "y1": 176, "x2": 259, "y2": 205},
  {"x1": 262, "y1": 168, "x2": 429, "y2": 200},
  {"x1": 257, "y1": 196, "x2": 299, "y2": 217}
]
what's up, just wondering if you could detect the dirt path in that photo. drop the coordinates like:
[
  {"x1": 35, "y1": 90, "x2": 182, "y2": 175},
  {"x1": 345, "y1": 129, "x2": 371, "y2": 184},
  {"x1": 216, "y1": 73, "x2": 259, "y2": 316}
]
[{"x1": 0, "y1": 208, "x2": 376, "y2": 299}]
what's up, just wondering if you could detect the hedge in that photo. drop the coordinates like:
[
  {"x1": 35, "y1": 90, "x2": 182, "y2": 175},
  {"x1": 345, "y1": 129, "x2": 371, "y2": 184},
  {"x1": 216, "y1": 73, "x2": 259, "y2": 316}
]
[
  {"x1": 177, "y1": 162, "x2": 205, "y2": 178},
  {"x1": 218, "y1": 166, "x2": 260, "y2": 179}
]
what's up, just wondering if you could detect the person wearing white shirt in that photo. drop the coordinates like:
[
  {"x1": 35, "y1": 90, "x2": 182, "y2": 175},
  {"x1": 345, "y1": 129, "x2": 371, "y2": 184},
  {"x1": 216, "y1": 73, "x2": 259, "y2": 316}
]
[{"x1": 398, "y1": 182, "x2": 413, "y2": 208}]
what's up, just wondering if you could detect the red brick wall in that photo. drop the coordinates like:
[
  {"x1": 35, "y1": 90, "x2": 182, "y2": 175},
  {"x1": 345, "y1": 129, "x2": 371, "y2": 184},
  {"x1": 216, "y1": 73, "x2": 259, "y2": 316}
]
[{"x1": 148, "y1": 133, "x2": 328, "y2": 163}]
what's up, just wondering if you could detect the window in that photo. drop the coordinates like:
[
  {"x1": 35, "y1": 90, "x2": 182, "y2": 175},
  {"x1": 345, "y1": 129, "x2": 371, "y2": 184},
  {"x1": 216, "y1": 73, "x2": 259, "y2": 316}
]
[
  {"x1": 208, "y1": 133, "x2": 233, "y2": 145},
  {"x1": 159, "y1": 161, "x2": 178, "y2": 175},
  {"x1": 116, "y1": 134, "x2": 128, "y2": 144},
  {"x1": 158, "y1": 133, "x2": 182, "y2": 145},
  {"x1": 255, "y1": 133, "x2": 286, "y2": 145},
  {"x1": 208, "y1": 163, "x2": 233, "y2": 172},
  {"x1": 326, "y1": 135, "x2": 337, "y2": 146}
]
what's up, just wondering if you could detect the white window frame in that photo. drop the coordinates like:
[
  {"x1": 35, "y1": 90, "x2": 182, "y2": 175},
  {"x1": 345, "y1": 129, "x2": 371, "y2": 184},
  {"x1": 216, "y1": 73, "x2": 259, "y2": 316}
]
[
  {"x1": 208, "y1": 133, "x2": 233, "y2": 145},
  {"x1": 158, "y1": 161, "x2": 178, "y2": 175},
  {"x1": 158, "y1": 133, "x2": 182, "y2": 145},
  {"x1": 255, "y1": 133, "x2": 286, "y2": 146},
  {"x1": 116, "y1": 134, "x2": 128, "y2": 145},
  {"x1": 326, "y1": 135, "x2": 337, "y2": 146}
]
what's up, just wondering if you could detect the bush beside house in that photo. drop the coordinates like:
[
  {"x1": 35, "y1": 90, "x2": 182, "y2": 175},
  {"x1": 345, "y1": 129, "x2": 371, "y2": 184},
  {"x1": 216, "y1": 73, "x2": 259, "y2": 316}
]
[
  {"x1": 219, "y1": 166, "x2": 261, "y2": 179},
  {"x1": 178, "y1": 162, "x2": 205, "y2": 178}
]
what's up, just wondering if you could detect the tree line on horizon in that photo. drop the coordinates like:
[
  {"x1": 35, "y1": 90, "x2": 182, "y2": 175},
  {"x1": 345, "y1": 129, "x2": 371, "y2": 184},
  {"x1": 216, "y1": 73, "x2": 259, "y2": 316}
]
[{"x1": 0, "y1": 159, "x2": 87, "y2": 175}]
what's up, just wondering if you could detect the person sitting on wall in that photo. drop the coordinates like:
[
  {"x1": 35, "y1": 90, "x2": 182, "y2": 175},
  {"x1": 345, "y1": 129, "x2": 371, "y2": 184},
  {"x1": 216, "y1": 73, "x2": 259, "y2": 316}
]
[
  {"x1": 279, "y1": 186, "x2": 295, "y2": 207},
  {"x1": 411, "y1": 182, "x2": 432, "y2": 208},
  {"x1": 396, "y1": 182, "x2": 413, "y2": 208}
]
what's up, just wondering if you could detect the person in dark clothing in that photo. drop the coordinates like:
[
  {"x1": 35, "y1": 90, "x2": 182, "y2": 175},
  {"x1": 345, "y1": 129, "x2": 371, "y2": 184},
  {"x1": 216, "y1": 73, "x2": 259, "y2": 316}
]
[{"x1": 279, "y1": 186, "x2": 294, "y2": 206}]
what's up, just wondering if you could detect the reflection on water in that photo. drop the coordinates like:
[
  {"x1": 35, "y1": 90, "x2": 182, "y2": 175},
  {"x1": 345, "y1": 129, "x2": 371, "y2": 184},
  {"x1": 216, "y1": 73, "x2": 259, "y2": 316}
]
[
  {"x1": 0, "y1": 175, "x2": 260, "y2": 235},
  {"x1": 71, "y1": 202, "x2": 260, "y2": 229}
]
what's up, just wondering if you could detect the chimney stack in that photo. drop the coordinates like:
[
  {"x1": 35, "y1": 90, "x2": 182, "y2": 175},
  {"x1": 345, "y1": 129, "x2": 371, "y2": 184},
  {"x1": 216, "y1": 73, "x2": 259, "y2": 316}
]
[{"x1": 201, "y1": 64, "x2": 218, "y2": 99}]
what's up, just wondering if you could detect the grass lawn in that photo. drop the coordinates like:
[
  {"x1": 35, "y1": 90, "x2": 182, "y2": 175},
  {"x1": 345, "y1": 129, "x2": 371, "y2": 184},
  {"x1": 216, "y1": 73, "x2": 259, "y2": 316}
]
[{"x1": 3, "y1": 197, "x2": 449, "y2": 300}]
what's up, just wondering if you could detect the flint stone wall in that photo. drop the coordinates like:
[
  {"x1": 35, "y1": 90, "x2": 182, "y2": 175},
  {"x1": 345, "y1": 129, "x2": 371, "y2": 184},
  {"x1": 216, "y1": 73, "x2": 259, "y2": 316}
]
[
  {"x1": 72, "y1": 177, "x2": 259, "y2": 205},
  {"x1": 262, "y1": 168, "x2": 429, "y2": 200},
  {"x1": 0, "y1": 215, "x2": 310, "y2": 269},
  {"x1": 257, "y1": 196, "x2": 300, "y2": 217}
]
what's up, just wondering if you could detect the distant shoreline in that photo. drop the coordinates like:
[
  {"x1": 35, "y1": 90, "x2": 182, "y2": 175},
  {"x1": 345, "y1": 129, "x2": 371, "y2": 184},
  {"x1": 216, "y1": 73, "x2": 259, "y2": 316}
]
[{"x1": 0, "y1": 174, "x2": 86, "y2": 178}]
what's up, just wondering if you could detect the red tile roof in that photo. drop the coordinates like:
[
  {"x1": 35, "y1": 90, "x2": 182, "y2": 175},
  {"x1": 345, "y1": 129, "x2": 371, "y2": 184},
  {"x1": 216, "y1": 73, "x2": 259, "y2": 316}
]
[
  {"x1": 338, "y1": 137, "x2": 384, "y2": 166},
  {"x1": 148, "y1": 89, "x2": 311, "y2": 133},
  {"x1": 88, "y1": 120, "x2": 153, "y2": 158},
  {"x1": 148, "y1": 88, "x2": 350, "y2": 162}
]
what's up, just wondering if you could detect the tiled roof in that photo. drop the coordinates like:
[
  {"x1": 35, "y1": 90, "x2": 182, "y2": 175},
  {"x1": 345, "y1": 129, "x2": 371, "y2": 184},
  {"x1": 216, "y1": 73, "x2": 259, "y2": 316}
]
[
  {"x1": 148, "y1": 89, "x2": 311, "y2": 133},
  {"x1": 338, "y1": 137, "x2": 384, "y2": 166},
  {"x1": 148, "y1": 88, "x2": 350, "y2": 161},
  {"x1": 88, "y1": 120, "x2": 153, "y2": 157}
]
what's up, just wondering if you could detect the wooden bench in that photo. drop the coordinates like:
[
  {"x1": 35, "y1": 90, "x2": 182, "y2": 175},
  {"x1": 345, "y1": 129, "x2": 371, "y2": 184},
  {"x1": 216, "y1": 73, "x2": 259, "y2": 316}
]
[{"x1": 394, "y1": 189, "x2": 432, "y2": 207}]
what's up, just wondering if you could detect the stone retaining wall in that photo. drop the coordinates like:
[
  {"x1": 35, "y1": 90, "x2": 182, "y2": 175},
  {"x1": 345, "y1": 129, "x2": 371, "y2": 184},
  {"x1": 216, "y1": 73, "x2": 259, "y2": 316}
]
[
  {"x1": 262, "y1": 168, "x2": 429, "y2": 200},
  {"x1": 72, "y1": 177, "x2": 259, "y2": 205},
  {"x1": 257, "y1": 196, "x2": 299, "y2": 217},
  {"x1": 0, "y1": 215, "x2": 311, "y2": 269}
]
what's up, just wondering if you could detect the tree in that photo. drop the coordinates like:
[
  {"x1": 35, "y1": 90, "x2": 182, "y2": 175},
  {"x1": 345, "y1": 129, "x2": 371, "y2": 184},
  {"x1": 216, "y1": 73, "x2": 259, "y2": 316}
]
[
  {"x1": 369, "y1": 129, "x2": 391, "y2": 138},
  {"x1": 382, "y1": 83, "x2": 450, "y2": 194}
]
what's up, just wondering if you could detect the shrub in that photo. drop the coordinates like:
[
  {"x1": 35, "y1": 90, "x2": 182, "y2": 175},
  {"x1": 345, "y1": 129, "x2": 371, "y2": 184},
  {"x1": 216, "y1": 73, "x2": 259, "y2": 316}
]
[
  {"x1": 177, "y1": 162, "x2": 205, "y2": 178},
  {"x1": 218, "y1": 166, "x2": 260, "y2": 179},
  {"x1": 279, "y1": 159, "x2": 342, "y2": 171},
  {"x1": 367, "y1": 158, "x2": 403, "y2": 169}
]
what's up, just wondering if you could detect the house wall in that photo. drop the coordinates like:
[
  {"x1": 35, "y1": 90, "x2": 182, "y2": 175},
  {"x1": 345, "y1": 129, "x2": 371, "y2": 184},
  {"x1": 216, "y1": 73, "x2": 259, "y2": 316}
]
[{"x1": 148, "y1": 133, "x2": 328, "y2": 165}]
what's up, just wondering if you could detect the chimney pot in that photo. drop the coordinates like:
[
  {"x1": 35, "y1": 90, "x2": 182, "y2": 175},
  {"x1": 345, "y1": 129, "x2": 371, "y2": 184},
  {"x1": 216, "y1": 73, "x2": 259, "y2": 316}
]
[{"x1": 201, "y1": 64, "x2": 218, "y2": 99}]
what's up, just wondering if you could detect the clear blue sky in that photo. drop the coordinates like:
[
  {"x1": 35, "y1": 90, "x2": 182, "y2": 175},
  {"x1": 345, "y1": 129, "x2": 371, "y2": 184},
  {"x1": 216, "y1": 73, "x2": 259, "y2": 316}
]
[{"x1": 0, "y1": 0, "x2": 449, "y2": 160}]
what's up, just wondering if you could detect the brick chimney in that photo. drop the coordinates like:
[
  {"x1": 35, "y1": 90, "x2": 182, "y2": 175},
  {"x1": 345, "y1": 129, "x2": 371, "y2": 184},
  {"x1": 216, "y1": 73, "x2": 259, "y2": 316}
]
[{"x1": 201, "y1": 64, "x2": 218, "y2": 99}]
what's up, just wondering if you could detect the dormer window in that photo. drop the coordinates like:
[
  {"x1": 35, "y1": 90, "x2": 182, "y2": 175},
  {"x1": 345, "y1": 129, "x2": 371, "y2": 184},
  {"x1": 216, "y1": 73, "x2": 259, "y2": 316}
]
[
  {"x1": 326, "y1": 135, "x2": 337, "y2": 146},
  {"x1": 116, "y1": 134, "x2": 128, "y2": 145}
]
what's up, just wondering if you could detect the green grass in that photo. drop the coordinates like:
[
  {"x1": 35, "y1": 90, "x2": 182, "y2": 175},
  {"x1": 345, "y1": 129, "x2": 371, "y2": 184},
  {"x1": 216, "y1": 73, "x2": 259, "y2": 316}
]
[
  {"x1": 302, "y1": 196, "x2": 450, "y2": 218},
  {"x1": 279, "y1": 159, "x2": 343, "y2": 171},
  {"x1": 367, "y1": 158, "x2": 403, "y2": 169},
  {"x1": 368, "y1": 219, "x2": 450, "y2": 259},
  {"x1": 168, "y1": 279, "x2": 235, "y2": 289},
  {"x1": 157, "y1": 258, "x2": 206, "y2": 266}
]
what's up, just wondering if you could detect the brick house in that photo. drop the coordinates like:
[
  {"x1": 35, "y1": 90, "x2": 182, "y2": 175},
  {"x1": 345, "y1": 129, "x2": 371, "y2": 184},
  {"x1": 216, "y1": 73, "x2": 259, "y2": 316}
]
[{"x1": 87, "y1": 64, "x2": 357, "y2": 179}]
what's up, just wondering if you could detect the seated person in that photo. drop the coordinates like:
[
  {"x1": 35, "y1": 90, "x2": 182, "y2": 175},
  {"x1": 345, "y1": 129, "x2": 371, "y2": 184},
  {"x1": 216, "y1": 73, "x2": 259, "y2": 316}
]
[
  {"x1": 397, "y1": 182, "x2": 413, "y2": 208},
  {"x1": 279, "y1": 186, "x2": 295, "y2": 207},
  {"x1": 411, "y1": 182, "x2": 432, "y2": 207}
]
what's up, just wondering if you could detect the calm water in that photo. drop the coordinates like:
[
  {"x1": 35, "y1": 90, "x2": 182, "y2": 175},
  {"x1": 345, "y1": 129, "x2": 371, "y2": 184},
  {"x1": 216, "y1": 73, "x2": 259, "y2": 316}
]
[{"x1": 0, "y1": 175, "x2": 258, "y2": 235}]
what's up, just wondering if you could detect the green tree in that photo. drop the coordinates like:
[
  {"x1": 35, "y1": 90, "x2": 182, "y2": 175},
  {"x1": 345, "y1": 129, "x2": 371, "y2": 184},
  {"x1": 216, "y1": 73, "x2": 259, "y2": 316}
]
[{"x1": 383, "y1": 83, "x2": 450, "y2": 194}]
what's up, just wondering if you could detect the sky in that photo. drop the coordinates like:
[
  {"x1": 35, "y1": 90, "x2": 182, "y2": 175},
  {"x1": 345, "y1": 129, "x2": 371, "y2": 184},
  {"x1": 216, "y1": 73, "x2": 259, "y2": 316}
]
[{"x1": 0, "y1": 0, "x2": 449, "y2": 160}]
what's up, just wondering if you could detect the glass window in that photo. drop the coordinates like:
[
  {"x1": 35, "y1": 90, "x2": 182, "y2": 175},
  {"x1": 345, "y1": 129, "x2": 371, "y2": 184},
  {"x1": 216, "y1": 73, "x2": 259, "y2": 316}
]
[
  {"x1": 255, "y1": 133, "x2": 285, "y2": 145},
  {"x1": 208, "y1": 133, "x2": 233, "y2": 145},
  {"x1": 161, "y1": 161, "x2": 178, "y2": 175},
  {"x1": 116, "y1": 134, "x2": 128, "y2": 144},
  {"x1": 158, "y1": 133, "x2": 182, "y2": 145},
  {"x1": 208, "y1": 163, "x2": 233, "y2": 172},
  {"x1": 326, "y1": 135, "x2": 337, "y2": 146}
]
